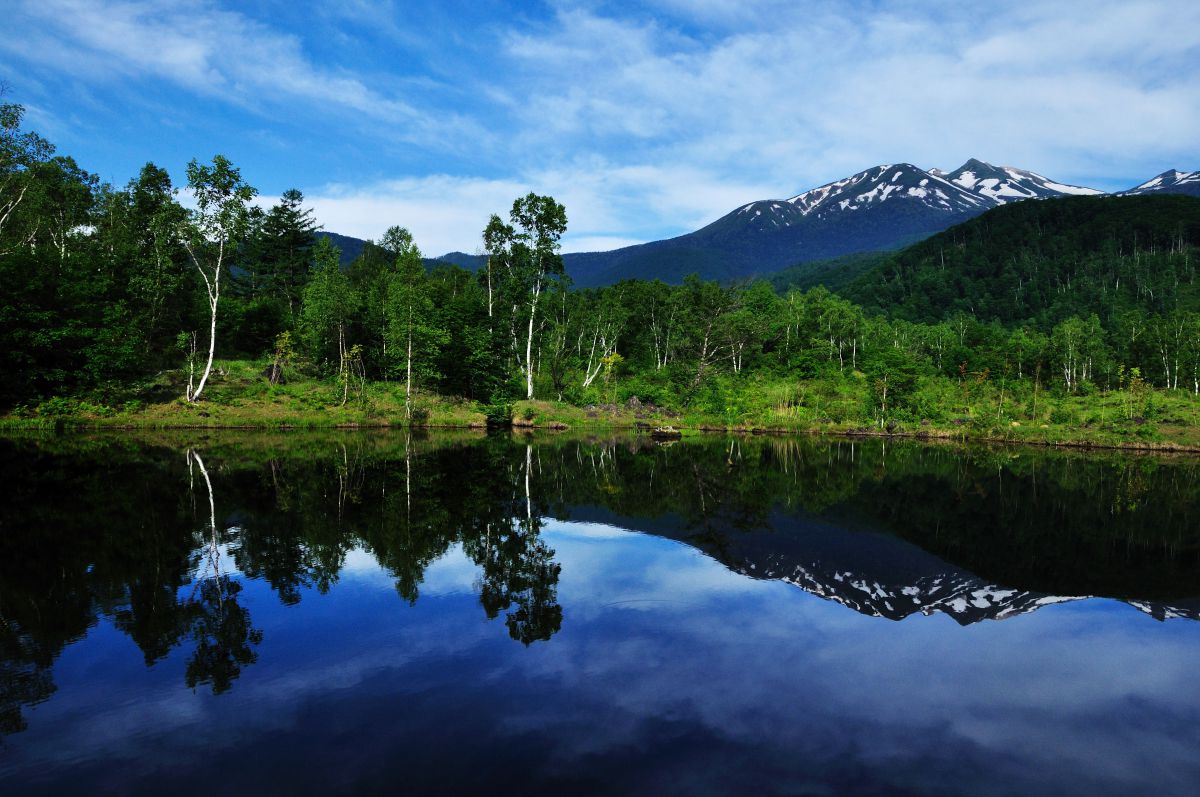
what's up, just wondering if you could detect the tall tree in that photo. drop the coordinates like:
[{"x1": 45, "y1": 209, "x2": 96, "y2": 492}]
[
  {"x1": 254, "y1": 189, "x2": 317, "y2": 313},
  {"x1": 485, "y1": 193, "x2": 567, "y2": 400},
  {"x1": 0, "y1": 101, "x2": 54, "y2": 256},
  {"x1": 383, "y1": 228, "x2": 446, "y2": 417},
  {"x1": 299, "y1": 237, "x2": 356, "y2": 377},
  {"x1": 181, "y1": 155, "x2": 256, "y2": 402}
]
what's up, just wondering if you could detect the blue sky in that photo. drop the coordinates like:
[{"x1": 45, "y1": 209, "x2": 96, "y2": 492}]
[{"x1": 3, "y1": 0, "x2": 1198, "y2": 255}]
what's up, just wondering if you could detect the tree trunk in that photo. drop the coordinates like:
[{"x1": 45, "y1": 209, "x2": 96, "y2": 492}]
[
  {"x1": 189, "y1": 241, "x2": 222, "y2": 402},
  {"x1": 405, "y1": 326, "x2": 413, "y2": 420}
]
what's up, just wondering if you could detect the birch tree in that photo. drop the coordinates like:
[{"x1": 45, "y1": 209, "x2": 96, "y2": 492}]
[
  {"x1": 181, "y1": 156, "x2": 256, "y2": 402},
  {"x1": 300, "y1": 236, "x2": 355, "y2": 378},
  {"x1": 384, "y1": 228, "x2": 446, "y2": 418},
  {"x1": 0, "y1": 101, "x2": 53, "y2": 256},
  {"x1": 485, "y1": 193, "x2": 567, "y2": 400}
]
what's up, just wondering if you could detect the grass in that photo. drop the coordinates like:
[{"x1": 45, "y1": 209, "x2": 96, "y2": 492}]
[
  {"x1": 2, "y1": 359, "x2": 487, "y2": 430},
  {"x1": 6, "y1": 359, "x2": 1200, "y2": 452}
]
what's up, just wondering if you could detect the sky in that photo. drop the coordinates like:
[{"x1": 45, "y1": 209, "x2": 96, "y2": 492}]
[{"x1": 2, "y1": 0, "x2": 1198, "y2": 255}]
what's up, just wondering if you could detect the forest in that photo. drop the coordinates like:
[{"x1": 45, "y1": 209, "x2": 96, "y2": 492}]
[{"x1": 4, "y1": 100, "x2": 1200, "y2": 444}]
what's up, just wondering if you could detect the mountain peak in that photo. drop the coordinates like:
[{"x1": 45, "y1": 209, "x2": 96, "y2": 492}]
[
  {"x1": 1122, "y1": 169, "x2": 1200, "y2": 196},
  {"x1": 942, "y1": 159, "x2": 1100, "y2": 203},
  {"x1": 779, "y1": 162, "x2": 988, "y2": 220},
  {"x1": 956, "y1": 157, "x2": 997, "y2": 172}
]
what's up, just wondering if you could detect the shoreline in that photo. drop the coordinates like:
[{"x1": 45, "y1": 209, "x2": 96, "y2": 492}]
[{"x1": 5, "y1": 411, "x2": 1200, "y2": 455}]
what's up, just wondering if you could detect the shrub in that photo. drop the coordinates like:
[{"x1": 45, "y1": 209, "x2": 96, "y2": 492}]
[
  {"x1": 485, "y1": 403, "x2": 513, "y2": 426},
  {"x1": 1049, "y1": 406, "x2": 1076, "y2": 425}
]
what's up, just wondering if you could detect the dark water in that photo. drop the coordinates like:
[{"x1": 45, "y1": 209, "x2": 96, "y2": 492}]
[{"x1": 2, "y1": 431, "x2": 1199, "y2": 796}]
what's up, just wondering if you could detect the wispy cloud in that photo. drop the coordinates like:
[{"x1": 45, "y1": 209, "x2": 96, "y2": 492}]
[
  {"x1": 285, "y1": 162, "x2": 778, "y2": 255},
  {"x1": 501, "y1": 0, "x2": 1200, "y2": 192},
  {"x1": 2, "y1": 0, "x2": 1198, "y2": 250},
  {"x1": 0, "y1": 0, "x2": 485, "y2": 148}
]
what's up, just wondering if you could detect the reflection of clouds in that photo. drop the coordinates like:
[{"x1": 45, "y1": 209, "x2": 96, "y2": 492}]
[
  {"x1": 550, "y1": 520, "x2": 636, "y2": 539},
  {"x1": 8, "y1": 519, "x2": 1200, "y2": 796},
  {"x1": 416, "y1": 544, "x2": 480, "y2": 596},
  {"x1": 545, "y1": 521, "x2": 766, "y2": 618},
  {"x1": 495, "y1": 522, "x2": 1200, "y2": 795},
  {"x1": 337, "y1": 543, "x2": 478, "y2": 598}
]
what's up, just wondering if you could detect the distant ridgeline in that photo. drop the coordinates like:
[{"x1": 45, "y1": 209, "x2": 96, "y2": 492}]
[
  {"x1": 329, "y1": 192, "x2": 1200, "y2": 332},
  {"x1": 407, "y1": 161, "x2": 1198, "y2": 288}
]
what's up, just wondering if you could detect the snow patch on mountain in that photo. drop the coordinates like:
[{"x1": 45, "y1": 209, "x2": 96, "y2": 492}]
[
  {"x1": 732, "y1": 551, "x2": 1199, "y2": 625},
  {"x1": 1121, "y1": 169, "x2": 1200, "y2": 195},
  {"x1": 732, "y1": 159, "x2": 1104, "y2": 235},
  {"x1": 943, "y1": 158, "x2": 1101, "y2": 204}
]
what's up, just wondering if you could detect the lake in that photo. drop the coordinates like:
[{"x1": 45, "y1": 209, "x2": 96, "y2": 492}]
[{"x1": 1, "y1": 431, "x2": 1198, "y2": 796}]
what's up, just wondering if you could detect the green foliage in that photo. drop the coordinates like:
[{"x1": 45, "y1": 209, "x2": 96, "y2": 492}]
[
  {"x1": 846, "y1": 194, "x2": 1200, "y2": 330},
  {"x1": 298, "y1": 237, "x2": 355, "y2": 372}
]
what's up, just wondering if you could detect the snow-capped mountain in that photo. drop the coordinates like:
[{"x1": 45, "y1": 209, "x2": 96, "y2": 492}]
[
  {"x1": 557, "y1": 158, "x2": 1117, "y2": 286},
  {"x1": 938, "y1": 157, "x2": 1101, "y2": 203},
  {"x1": 1119, "y1": 168, "x2": 1200, "y2": 197},
  {"x1": 736, "y1": 548, "x2": 1200, "y2": 625},
  {"x1": 732, "y1": 163, "x2": 992, "y2": 233},
  {"x1": 424, "y1": 159, "x2": 1197, "y2": 286}
]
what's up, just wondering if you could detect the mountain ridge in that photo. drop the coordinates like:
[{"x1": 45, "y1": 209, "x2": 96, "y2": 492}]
[
  {"x1": 551, "y1": 160, "x2": 1197, "y2": 286},
  {"x1": 327, "y1": 160, "x2": 1199, "y2": 285}
]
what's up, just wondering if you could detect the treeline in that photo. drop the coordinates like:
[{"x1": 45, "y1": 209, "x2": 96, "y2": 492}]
[{"x1": 4, "y1": 100, "x2": 1200, "y2": 422}]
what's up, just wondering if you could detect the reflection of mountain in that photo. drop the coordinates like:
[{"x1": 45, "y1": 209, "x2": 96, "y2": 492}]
[
  {"x1": 739, "y1": 548, "x2": 1200, "y2": 625},
  {"x1": 565, "y1": 506, "x2": 1200, "y2": 624}
]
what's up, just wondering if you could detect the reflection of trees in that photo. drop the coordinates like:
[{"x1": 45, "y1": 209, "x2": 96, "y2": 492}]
[
  {"x1": 4, "y1": 432, "x2": 1200, "y2": 734},
  {"x1": 0, "y1": 621, "x2": 56, "y2": 734},
  {"x1": 464, "y1": 444, "x2": 562, "y2": 645},
  {"x1": 182, "y1": 576, "x2": 262, "y2": 694},
  {"x1": 180, "y1": 450, "x2": 263, "y2": 694}
]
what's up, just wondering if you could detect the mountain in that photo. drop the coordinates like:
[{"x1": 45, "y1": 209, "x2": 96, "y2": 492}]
[
  {"x1": 567, "y1": 505, "x2": 1200, "y2": 625},
  {"x1": 431, "y1": 250, "x2": 486, "y2": 270},
  {"x1": 328, "y1": 160, "x2": 1197, "y2": 287},
  {"x1": 544, "y1": 159, "x2": 1106, "y2": 286},
  {"x1": 938, "y1": 157, "x2": 1102, "y2": 202},
  {"x1": 1120, "y1": 168, "x2": 1200, "y2": 197},
  {"x1": 315, "y1": 230, "x2": 368, "y2": 266}
]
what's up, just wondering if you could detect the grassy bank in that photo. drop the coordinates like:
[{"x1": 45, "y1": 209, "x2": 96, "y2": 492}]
[
  {"x1": 5, "y1": 359, "x2": 1200, "y2": 452},
  {"x1": 1, "y1": 359, "x2": 489, "y2": 431}
]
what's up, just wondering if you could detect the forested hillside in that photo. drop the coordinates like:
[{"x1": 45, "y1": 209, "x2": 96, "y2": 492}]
[{"x1": 845, "y1": 195, "x2": 1200, "y2": 327}]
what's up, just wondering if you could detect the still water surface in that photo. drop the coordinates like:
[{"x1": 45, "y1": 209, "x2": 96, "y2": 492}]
[{"x1": 1, "y1": 432, "x2": 1199, "y2": 795}]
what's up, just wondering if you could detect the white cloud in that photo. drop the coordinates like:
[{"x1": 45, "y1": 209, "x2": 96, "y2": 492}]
[
  {"x1": 266, "y1": 175, "x2": 525, "y2": 256},
  {"x1": 0, "y1": 0, "x2": 483, "y2": 148},
  {"x1": 4, "y1": 0, "x2": 1198, "y2": 249},
  {"x1": 287, "y1": 163, "x2": 778, "y2": 255},
  {"x1": 501, "y1": 0, "x2": 1200, "y2": 193}
]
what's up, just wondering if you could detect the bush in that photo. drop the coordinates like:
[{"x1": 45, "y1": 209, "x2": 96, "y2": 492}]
[
  {"x1": 1049, "y1": 406, "x2": 1076, "y2": 425},
  {"x1": 36, "y1": 397, "x2": 113, "y2": 417},
  {"x1": 485, "y1": 403, "x2": 513, "y2": 427}
]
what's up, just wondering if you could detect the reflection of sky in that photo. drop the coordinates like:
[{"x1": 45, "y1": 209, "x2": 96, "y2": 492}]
[{"x1": 4, "y1": 521, "x2": 1199, "y2": 797}]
